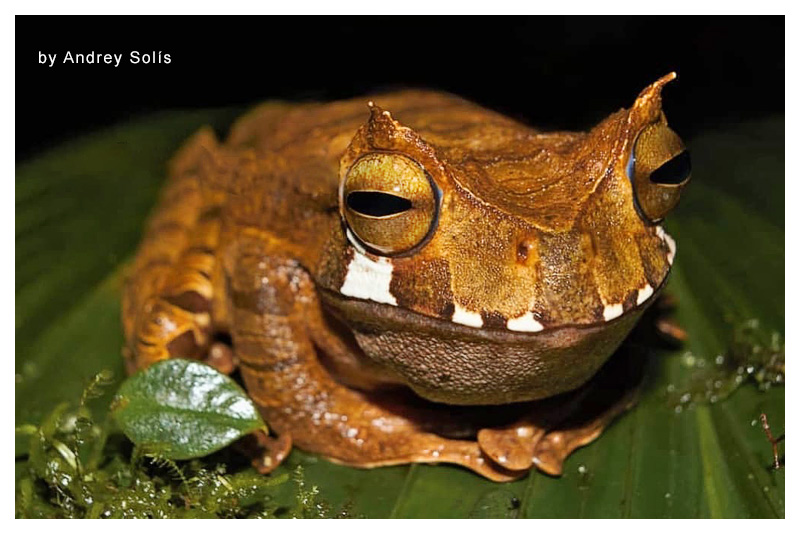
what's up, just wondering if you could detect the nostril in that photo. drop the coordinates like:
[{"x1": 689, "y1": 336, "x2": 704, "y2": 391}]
[{"x1": 516, "y1": 239, "x2": 535, "y2": 265}]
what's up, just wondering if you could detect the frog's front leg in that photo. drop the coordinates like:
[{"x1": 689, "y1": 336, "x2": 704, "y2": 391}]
[{"x1": 228, "y1": 240, "x2": 522, "y2": 482}]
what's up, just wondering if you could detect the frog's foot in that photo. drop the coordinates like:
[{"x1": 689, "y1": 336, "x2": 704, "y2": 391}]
[
  {"x1": 476, "y1": 389, "x2": 591, "y2": 472},
  {"x1": 228, "y1": 245, "x2": 523, "y2": 482},
  {"x1": 304, "y1": 389, "x2": 526, "y2": 482},
  {"x1": 476, "y1": 388, "x2": 639, "y2": 477},
  {"x1": 531, "y1": 387, "x2": 639, "y2": 475},
  {"x1": 477, "y1": 347, "x2": 645, "y2": 477}
]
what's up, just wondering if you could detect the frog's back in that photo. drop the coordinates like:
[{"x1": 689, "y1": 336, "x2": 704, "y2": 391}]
[{"x1": 224, "y1": 90, "x2": 518, "y2": 154}]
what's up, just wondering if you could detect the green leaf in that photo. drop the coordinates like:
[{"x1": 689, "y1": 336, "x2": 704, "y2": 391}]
[
  {"x1": 16, "y1": 109, "x2": 784, "y2": 517},
  {"x1": 111, "y1": 359, "x2": 266, "y2": 460}
]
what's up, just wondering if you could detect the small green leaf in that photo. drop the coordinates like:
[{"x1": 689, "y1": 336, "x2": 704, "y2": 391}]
[{"x1": 110, "y1": 359, "x2": 266, "y2": 460}]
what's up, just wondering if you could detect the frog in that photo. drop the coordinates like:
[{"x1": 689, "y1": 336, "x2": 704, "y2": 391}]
[{"x1": 121, "y1": 73, "x2": 691, "y2": 482}]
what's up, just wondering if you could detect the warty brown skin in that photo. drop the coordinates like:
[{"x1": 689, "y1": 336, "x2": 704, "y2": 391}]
[{"x1": 122, "y1": 74, "x2": 685, "y2": 481}]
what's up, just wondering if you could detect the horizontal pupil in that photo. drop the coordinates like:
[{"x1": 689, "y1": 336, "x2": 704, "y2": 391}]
[
  {"x1": 650, "y1": 150, "x2": 691, "y2": 185},
  {"x1": 347, "y1": 191, "x2": 412, "y2": 217}
]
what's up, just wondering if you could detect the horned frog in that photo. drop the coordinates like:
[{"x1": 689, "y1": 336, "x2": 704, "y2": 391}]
[{"x1": 122, "y1": 73, "x2": 690, "y2": 481}]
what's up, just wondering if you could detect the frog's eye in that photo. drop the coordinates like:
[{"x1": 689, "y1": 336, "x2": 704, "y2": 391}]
[
  {"x1": 628, "y1": 121, "x2": 692, "y2": 223},
  {"x1": 341, "y1": 153, "x2": 440, "y2": 255}
]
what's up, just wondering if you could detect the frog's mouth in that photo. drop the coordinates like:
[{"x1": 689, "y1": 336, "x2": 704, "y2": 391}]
[
  {"x1": 320, "y1": 278, "x2": 665, "y2": 344},
  {"x1": 318, "y1": 220, "x2": 674, "y2": 405},
  {"x1": 328, "y1": 223, "x2": 675, "y2": 336},
  {"x1": 318, "y1": 287, "x2": 655, "y2": 405}
]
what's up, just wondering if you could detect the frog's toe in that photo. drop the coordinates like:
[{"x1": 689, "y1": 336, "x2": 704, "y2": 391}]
[
  {"x1": 336, "y1": 436, "x2": 526, "y2": 483},
  {"x1": 644, "y1": 293, "x2": 687, "y2": 345},
  {"x1": 474, "y1": 386, "x2": 595, "y2": 473},
  {"x1": 531, "y1": 387, "x2": 639, "y2": 476},
  {"x1": 248, "y1": 431, "x2": 293, "y2": 475},
  {"x1": 205, "y1": 341, "x2": 238, "y2": 374},
  {"x1": 477, "y1": 425, "x2": 542, "y2": 471},
  {"x1": 655, "y1": 317, "x2": 687, "y2": 344},
  {"x1": 419, "y1": 444, "x2": 527, "y2": 483},
  {"x1": 531, "y1": 425, "x2": 604, "y2": 476}
]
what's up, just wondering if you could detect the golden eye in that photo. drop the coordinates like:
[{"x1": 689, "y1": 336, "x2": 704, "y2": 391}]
[
  {"x1": 341, "y1": 153, "x2": 439, "y2": 255},
  {"x1": 628, "y1": 121, "x2": 692, "y2": 222}
]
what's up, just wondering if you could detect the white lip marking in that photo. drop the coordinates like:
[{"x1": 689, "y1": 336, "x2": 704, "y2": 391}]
[
  {"x1": 451, "y1": 304, "x2": 483, "y2": 328},
  {"x1": 636, "y1": 284, "x2": 654, "y2": 305},
  {"x1": 656, "y1": 225, "x2": 677, "y2": 265},
  {"x1": 340, "y1": 250, "x2": 397, "y2": 306},
  {"x1": 664, "y1": 233, "x2": 676, "y2": 264},
  {"x1": 506, "y1": 312, "x2": 544, "y2": 332},
  {"x1": 603, "y1": 303, "x2": 624, "y2": 321}
]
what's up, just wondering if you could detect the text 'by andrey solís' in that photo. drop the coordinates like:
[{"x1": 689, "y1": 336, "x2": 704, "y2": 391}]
[{"x1": 38, "y1": 51, "x2": 172, "y2": 67}]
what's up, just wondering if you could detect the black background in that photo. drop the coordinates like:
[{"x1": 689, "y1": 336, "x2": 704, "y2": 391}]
[{"x1": 16, "y1": 16, "x2": 784, "y2": 159}]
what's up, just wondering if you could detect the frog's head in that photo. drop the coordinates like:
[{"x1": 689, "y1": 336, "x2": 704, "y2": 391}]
[{"x1": 317, "y1": 74, "x2": 690, "y2": 404}]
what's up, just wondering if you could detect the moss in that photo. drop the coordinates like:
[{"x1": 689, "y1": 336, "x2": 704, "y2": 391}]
[
  {"x1": 15, "y1": 371, "x2": 347, "y2": 518},
  {"x1": 669, "y1": 318, "x2": 785, "y2": 410}
]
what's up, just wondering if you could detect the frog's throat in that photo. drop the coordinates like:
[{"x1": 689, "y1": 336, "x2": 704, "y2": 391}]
[{"x1": 334, "y1": 226, "x2": 675, "y2": 333}]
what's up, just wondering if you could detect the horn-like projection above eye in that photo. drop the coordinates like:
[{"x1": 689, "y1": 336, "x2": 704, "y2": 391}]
[
  {"x1": 341, "y1": 153, "x2": 440, "y2": 255},
  {"x1": 628, "y1": 121, "x2": 692, "y2": 222}
]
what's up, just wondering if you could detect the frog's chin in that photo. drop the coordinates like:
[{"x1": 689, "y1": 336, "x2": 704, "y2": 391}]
[{"x1": 318, "y1": 288, "x2": 658, "y2": 405}]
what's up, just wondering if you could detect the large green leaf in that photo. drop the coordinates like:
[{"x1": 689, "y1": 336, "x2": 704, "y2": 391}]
[{"x1": 15, "y1": 109, "x2": 784, "y2": 518}]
